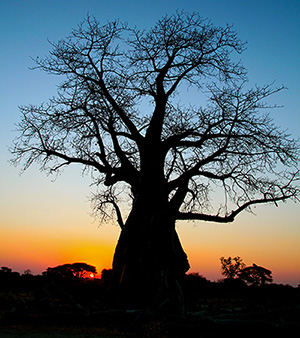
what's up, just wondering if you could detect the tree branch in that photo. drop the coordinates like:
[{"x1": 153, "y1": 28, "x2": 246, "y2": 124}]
[
  {"x1": 177, "y1": 193, "x2": 297, "y2": 223},
  {"x1": 46, "y1": 149, "x2": 106, "y2": 172}
]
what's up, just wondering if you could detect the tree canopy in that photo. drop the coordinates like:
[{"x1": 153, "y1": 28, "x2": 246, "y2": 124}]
[
  {"x1": 11, "y1": 12, "x2": 299, "y2": 226},
  {"x1": 239, "y1": 263, "x2": 273, "y2": 286},
  {"x1": 220, "y1": 256, "x2": 245, "y2": 280},
  {"x1": 44, "y1": 263, "x2": 97, "y2": 279}
]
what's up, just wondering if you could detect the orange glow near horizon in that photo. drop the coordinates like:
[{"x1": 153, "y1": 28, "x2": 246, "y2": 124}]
[
  {"x1": 1, "y1": 197, "x2": 299, "y2": 286},
  {"x1": 0, "y1": 218, "x2": 119, "y2": 276}
]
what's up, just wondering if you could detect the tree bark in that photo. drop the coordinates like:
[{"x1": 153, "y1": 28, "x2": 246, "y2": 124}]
[{"x1": 111, "y1": 193, "x2": 190, "y2": 312}]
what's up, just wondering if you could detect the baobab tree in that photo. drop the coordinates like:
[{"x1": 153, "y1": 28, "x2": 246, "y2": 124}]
[{"x1": 11, "y1": 12, "x2": 299, "y2": 310}]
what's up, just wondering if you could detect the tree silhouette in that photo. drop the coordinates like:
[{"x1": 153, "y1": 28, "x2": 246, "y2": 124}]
[
  {"x1": 239, "y1": 263, "x2": 273, "y2": 286},
  {"x1": 220, "y1": 256, "x2": 245, "y2": 280},
  {"x1": 44, "y1": 263, "x2": 97, "y2": 279},
  {"x1": 11, "y1": 12, "x2": 299, "y2": 309},
  {"x1": 23, "y1": 269, "x2": 32, "y2": 276}
]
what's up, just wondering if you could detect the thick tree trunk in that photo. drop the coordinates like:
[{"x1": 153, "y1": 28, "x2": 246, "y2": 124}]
[{"x1": 111, "y1": 194, "x2": 190, "y2": 312}]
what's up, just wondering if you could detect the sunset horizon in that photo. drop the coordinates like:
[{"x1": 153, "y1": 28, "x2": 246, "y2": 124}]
[{"x1": 2, "y1": 200, "x2": 299, "y2": 287}]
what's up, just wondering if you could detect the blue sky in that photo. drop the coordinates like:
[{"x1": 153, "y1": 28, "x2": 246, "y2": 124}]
[{"x1": 1, "y1": 0, "x2": 299, "y2": 284}]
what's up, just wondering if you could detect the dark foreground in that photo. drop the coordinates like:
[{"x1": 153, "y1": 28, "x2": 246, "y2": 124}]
[
  {"x1": 1, "y1": 273, "x2": 300, "y2": 337},
  {"x1": 1, "y1": 308, "x2": 300, "y2": 338}
]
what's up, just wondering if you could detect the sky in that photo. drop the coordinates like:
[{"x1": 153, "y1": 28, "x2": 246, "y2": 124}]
[{"x1": 0, "y1": 0, "x2": 299, "y2": 285}]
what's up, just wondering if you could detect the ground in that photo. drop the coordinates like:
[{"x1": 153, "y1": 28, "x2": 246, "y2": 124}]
[{"x1": 1, "y1": 274, "x2": 300, "y2": 337}]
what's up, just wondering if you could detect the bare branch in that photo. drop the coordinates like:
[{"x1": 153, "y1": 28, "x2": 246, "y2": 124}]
[
  {"x1": 178, "y1": 190, "x2": 298, "y2": 223},
  {"x1": 11, "y1": 12, "x2": 299, "y2": 227}
]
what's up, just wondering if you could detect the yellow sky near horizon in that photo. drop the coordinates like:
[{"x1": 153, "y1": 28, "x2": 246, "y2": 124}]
[{"x1": 1, "y1": 172, "x2": 299, "y2": 286}]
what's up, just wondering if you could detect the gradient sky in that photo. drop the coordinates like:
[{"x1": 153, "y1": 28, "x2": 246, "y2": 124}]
[{"x1": 1, "y1": 0, "x2": 299, "y2": 285}]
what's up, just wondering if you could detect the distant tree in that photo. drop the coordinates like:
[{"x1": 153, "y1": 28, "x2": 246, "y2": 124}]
[
  {"x1": 44, "y1": 264, "x2": 71, "y2": 278},
  {"x1": 11, "y1": 12, "x2": 300, "y2": 310},
  {"x1": 0, "y1": 267, "x2": 20, "y2": 290},
  {"x1": 71, "y1": 262, "x2": 97, "y2": 278},
  {"x1": 44, "y1": 263, "x2": 97, "y2": 279},
  {"x1": 23, "y1": 269, "x2": 32, "y2": 276},
  {"x1": 1, "y1": 267, "x2": 12, "y2": 274},
  {"x1": 220, "y1": 256, "x2": 245, "y2": 280},
  {"x1": 238, "y1": 263, "x2": 273, "y2": 286}
]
